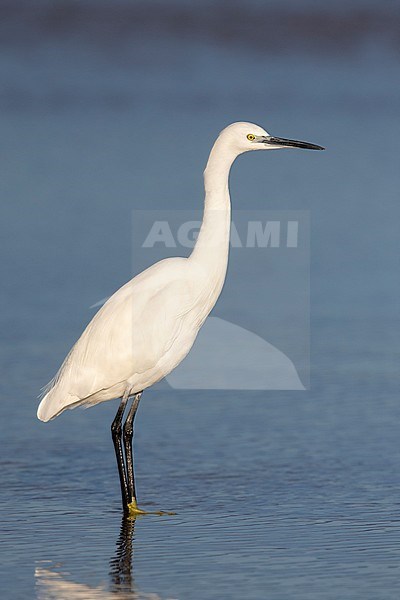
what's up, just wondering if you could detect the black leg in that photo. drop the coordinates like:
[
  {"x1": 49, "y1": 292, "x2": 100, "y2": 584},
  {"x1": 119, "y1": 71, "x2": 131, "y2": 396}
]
[
  {"x1": 111, "y1": 391, "x2": 131, "y2": 511},
  {"x1": 123, "y1": 392, "x2": 142, "y2": 505},
  {"x1": 113, "y1": 391, "x2": 174, "y2": 517}
]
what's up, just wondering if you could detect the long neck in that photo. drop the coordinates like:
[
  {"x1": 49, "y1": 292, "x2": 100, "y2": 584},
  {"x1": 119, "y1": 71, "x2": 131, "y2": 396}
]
[{"x1": 190, "y1": 138, "x2": 237, "y2": 274}]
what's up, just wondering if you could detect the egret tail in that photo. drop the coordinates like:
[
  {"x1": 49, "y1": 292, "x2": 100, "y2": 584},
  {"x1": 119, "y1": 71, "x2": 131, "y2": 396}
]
[{"x1": 37, "y1": 389, "x2": 81, "y2": 422}]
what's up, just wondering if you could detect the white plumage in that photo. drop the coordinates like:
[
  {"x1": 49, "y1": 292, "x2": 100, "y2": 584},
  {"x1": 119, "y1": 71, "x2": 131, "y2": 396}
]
[
  {"x1": 37, "y1": 121, "x2": 323, "y2": 514},
  {"x1": 37, "y1": 122, "x2": 323, "y2": 424},
  {"x1": 38, "y1": 256, "x2": 218, "y2": 421}
]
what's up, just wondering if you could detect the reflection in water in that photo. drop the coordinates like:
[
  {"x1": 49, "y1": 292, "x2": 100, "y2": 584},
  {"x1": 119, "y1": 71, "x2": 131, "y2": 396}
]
[
  {"x1": 109, "y1": 518, "x2": 136, "y2": 596},
  {"x1": 35, "y1": 517, "x2": 176, "y2": 600}
]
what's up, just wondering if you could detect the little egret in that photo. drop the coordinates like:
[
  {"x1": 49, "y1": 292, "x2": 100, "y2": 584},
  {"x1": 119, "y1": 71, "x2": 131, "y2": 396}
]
[{"x1": 37, "y1": 122, "x2": 323, "y2": 515}]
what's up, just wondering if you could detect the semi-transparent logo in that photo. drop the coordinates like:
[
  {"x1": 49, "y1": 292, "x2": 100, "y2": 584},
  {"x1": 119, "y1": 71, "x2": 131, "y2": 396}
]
[{"x1": 130, "y1": 210, "x2": 309, "y2": 391}]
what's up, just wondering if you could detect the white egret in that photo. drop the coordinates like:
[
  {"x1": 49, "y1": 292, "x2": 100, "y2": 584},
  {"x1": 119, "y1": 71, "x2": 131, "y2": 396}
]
[{"x1": 37, "y1": 122, "x2": 323, "y2": 515}]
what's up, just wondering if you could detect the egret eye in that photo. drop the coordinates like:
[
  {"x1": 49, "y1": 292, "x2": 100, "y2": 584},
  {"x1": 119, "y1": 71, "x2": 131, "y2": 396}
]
[{"x1": 247, "y1": 134, "x2": 256, "y2": 141}]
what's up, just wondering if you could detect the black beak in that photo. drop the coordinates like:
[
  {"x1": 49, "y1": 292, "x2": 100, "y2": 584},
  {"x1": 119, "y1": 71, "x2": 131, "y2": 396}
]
[{"x1": 262, "y1": 136, "x2": 324, "y2": 151}]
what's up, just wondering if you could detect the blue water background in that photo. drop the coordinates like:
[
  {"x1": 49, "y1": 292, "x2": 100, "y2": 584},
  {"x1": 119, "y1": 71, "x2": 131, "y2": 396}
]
[{"x1": 0, "y1": 1, "x2": 399, "y2": 598}]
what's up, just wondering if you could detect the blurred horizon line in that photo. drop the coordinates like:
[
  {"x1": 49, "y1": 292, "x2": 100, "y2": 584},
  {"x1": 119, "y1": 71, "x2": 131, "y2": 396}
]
[{"x1": 0, "y1": 0, "x2": 399, "y2": 55}]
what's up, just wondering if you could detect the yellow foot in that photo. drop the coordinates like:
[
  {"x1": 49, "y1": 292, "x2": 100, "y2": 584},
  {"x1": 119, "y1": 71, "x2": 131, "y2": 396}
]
[{"x1": 127, "y1": 499, "x2": 176, "y2": 517}]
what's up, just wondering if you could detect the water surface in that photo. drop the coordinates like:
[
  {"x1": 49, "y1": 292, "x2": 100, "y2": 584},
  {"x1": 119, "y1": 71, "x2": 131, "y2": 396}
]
[{"x1": 1, "y1": 1, "x2": 400, "y2": 598}]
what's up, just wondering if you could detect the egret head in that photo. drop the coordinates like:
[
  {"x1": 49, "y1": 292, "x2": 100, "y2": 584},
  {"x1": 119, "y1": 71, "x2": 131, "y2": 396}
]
[{"x1": 218, "y1": 122, "x2": 324, "y2": 155}]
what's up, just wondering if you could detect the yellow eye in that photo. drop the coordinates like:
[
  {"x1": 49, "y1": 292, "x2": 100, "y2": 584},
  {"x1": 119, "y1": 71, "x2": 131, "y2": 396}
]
[{"x1": 247, "y1": 134, "x2": 256, "y2": 141}]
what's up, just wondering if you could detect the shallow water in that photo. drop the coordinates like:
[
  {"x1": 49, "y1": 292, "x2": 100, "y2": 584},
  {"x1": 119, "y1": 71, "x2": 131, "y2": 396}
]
[
  {"x1": 1, "y1": 1, "x2": 400, "y2": 598},
  {"x1": 2, "y1": 321, "x2": 400, "y2": 598},
  {"x1": 3, "y1": 371, "x2": 400, "y2": 599}
]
